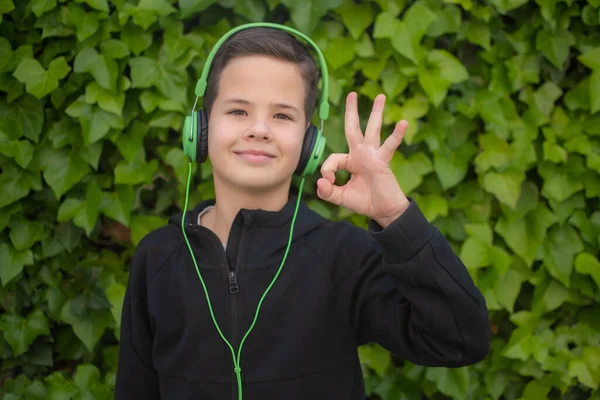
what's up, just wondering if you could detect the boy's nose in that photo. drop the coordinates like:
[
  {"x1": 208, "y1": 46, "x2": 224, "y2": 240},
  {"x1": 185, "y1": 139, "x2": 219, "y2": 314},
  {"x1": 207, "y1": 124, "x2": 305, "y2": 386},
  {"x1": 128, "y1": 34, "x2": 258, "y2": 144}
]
[{"x1": 244, "y1": 120, "x2": 272, "y2": 141}]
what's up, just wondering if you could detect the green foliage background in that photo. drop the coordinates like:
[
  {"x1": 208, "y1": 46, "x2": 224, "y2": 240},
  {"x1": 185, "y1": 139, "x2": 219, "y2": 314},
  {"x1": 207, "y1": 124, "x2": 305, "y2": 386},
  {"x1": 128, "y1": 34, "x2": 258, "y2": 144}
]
[{"x1": 1, "y1": 0, "x2": 600, "y2": 398}]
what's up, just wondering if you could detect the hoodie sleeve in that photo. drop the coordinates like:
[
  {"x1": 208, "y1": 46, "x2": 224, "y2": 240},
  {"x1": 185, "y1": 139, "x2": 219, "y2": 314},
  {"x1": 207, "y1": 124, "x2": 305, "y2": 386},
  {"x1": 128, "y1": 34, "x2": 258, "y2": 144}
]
[
  {"x1": 114, "y1": 239, "x2": 160, "y2": 399},
  {"x1": 333, "y1": 198, "x2": 490, "y2": 368}
]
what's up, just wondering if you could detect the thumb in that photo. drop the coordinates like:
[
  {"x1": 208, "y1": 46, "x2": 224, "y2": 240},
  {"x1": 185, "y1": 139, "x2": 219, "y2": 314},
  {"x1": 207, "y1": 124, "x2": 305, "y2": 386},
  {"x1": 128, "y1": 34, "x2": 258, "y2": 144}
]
[{"x1": 317, "y1": 178, "x2": 343, "y2": 205}]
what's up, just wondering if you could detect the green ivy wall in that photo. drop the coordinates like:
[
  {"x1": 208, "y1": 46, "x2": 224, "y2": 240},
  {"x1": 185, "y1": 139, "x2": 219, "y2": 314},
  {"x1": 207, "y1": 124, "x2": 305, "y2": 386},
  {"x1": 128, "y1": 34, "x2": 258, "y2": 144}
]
[{"x1": 1, "y1": 0, "x2": 599, "y2": 399}]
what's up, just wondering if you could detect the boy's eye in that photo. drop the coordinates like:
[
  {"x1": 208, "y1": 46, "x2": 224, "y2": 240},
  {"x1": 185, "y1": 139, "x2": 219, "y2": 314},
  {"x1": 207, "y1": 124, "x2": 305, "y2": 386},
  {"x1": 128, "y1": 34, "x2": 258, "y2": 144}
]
[
  {"x1": 228, "y1": 109, "x2": 247, "y2": 116},
  {"x1": 275, "y1": 114, "x2": 293, "y2": 121}
]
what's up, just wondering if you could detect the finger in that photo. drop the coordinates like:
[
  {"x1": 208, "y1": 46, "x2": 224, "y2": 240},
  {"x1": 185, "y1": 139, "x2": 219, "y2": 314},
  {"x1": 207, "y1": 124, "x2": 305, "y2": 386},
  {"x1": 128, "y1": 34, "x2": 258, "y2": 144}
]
[
  {"x1": 344, "y1": 92, "x2": 363, "y2": 148},
  {"x1": 320, "y1": 153, "x2": 349, "y2": 180},
  {"x1": 364, "y1": 94, "x2": 386, "y2": 147},
  {"x1": 379, "y1": 120, "x2": 408, "y2": 163},
  {"x1": 316, "y1": 178, "x2": 344, "y2": 206}
]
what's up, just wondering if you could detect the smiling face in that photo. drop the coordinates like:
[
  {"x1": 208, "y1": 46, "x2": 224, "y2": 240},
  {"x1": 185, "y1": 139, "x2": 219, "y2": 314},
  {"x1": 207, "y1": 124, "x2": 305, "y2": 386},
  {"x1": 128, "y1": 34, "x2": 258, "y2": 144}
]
[{"x1": 207, "y1": 54, "x2": 307, "y2": 195}]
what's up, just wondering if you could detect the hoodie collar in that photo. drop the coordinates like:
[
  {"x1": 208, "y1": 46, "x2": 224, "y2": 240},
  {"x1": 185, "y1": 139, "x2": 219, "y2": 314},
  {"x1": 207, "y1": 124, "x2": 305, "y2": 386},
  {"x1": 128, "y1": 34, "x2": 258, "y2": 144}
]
[{"x1": 168, "y1": 195, "x2": 328, "y2": 232}]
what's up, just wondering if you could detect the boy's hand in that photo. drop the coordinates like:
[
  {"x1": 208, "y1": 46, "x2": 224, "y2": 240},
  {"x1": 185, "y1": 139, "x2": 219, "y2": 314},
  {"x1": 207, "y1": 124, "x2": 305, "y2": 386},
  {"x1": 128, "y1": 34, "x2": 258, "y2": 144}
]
[{"x1": 316, "y1": 92, "x2": 410, "y2": 228}]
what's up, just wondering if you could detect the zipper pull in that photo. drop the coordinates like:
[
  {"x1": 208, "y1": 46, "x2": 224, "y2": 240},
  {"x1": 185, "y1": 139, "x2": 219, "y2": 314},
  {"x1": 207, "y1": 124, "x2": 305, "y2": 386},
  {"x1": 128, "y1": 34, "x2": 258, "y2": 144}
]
[{"x1": 229, "y1": 271, "x2": 239, "y2": 294}]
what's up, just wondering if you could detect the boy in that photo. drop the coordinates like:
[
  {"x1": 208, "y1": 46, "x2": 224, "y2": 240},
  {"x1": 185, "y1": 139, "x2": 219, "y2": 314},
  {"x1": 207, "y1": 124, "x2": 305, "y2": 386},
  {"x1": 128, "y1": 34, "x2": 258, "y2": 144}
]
[{"x1": 115, "y1": 26, "x2": 490, "y2": 399}]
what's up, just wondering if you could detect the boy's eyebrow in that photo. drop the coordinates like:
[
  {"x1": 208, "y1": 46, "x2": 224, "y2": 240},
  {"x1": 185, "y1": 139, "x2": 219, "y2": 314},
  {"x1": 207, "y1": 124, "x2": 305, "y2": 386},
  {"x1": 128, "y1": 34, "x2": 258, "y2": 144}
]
[{"x1": 224, "y1": 98, "x2": 300, "y2": 114}]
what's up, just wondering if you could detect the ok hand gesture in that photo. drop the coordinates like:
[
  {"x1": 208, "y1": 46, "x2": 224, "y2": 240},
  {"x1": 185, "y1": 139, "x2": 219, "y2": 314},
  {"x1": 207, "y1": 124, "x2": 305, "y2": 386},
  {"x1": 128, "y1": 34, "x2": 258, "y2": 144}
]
[{"x1": 317, "y1": 92, "x2": 410, "y2": 228}]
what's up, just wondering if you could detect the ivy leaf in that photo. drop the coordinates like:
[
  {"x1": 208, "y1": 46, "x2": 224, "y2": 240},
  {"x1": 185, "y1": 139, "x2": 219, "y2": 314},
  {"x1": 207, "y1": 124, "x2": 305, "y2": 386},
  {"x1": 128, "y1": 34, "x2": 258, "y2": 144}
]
[
  {"x1": 425, "y1": 367, "x2": 470, "y2": 399},
  {"x1": 115, "y1": 120, "x2": 148, "y2": 163},
  {"x1": 474, "y1": 133, "x2": 515, "y2": 173},
  {"x1": 488, "y1": 0, "x2": 528, "y2": 13},
  {"x1": 417, "y1": 193, "x2": 448, "y2": 222},
  {"x1": 538, "y1": 161, "x2": 585, "y2": 203},
  {"x1": 568, "y1": 347, "x2": 600, "y2": 390},
  {"x1": 535, "y1": 26, "x2": 576, "y2": 69},
  {"x1": 390, "y1": 152, "x2": 433, "y2": 194},
  {"x1": 45, "y1": 372, "x2": 78, "y2": 400},
  {"x1": 12, "y1": 57, "x2": 70, "y2": 99},
  {"x1": 74, "y1": 364, "x2": 101, "y2": 390},
  {"x1": 357, "y1": 343, "x2": 391, "y2": 377},
  {"x1": 138, "y1": 0, "x2": 177, "y2": 15},
  {"x1": 460, "y1": 238, "x2": 491, "y2": 270},
  {"x1": 232, "y1": 0, "x2": 265, "y2": 21},
  {"x1": 0, "y1": 309, "x2": 49, "y2": 355},
  {"x1": 57, "y1": 188, "x2": 102, "y2": 237},
  {"x1": 519, "y1": 378, "x2": 553, "y2": 399},
  {"x1": 464, "y1": 19, "x2": 491, "y2": 50},
  {"x1": 433, "y1": 144, "x2": 476, "y2": 190},
  {"x1": 482, "y1": 168, "x2": 525, "y2": 209},
  {"x1": 128, "y1": 56, "x2": 186, "y2": 106},
  {"x1": 74, "y1": 48, "x2": 118, "y2": 92},
  {"x1": 178, "y1": 0, "x2": 218, "y2": 18},
  {"x1": 0, "y1": 203, "x2": 20, "y2": 232},
  {"x1": 578, "y1": 46, "x2": 600, "y2": 69},
  {"x1": 57, "y1": 198, "x2": 84, "y2": 222},
  {"x1": 120, "y1": 21, "x2": 153, "y2": 56},
  {"x1": 428, "y1": 4, "x2": 462, "y2": 37},
  {"x1": 590, "y1": 69, "x2": 600, "y2": 114},
  {"x1": 106, "y1": 282, "x2": 125, "y2": 331},
  {"x1": 102, "y1": 185, "x2": 135, "y2": 227},
  {"x1": 8, "y1": 218, "x2": 46, "y2": 250},
  {"x1": 542, "y1": 224, "x2": 584, "y2": 287},
  {"x1": 0, "y1": 139, "x2": 34, "y2": 168},
  {"x1": 82, "y1": 108, "x2": 124, "y2": 146},
  {"x1": 100, "y1": 39, "x2": 130, "y2": 59},
  {"x1": 0, "y1": 243, "x2": 34, "y2": 286},
  {"x1": 128, "y1": 56, "x2": 160, "y2": 89},
  {"x1": 405, "y1": 1, "x2": 438, "y2": 45},
  {"x1": 279, "y1": 0, "x2": 343, "y2": 35},
  {"x1": 324, "y1": 36, "x2": 357, "y2": 70},
  {"x1": 373, "y1": 13, "x2": 418, "y2": 63},
  {"x1": 0, "y1": 165, "x2": 38, "y2": 208},
  {"x1": 114, "y1": 149, "x2": 158, "y2": 185},
  {"x1": 67, "y1": 3, "x2": 101, "y2": 42},
  {"x1": 75, "y1": 0, "x2": 108, "y2": 12},
  {"x1": 164, "y1": 148, "x2": 189, "y2": 185},
  {"x1": 130, "y1": 215, "x2": 166, "y2": 246},
  {"x1": 506, "y1": 53, "x2": 540, "y2": 92},
  {"x1": 73, "y1": 184, "x2": 103, "y2": 236},
  {"x1": 417, "y1": 50, "x2": 468, "y2": 107},
  {"x1": 59, "y1": 299, "x2": 113, "y2": 352},
  {"x1": 532, "y1": 278, "x2": 569, "y2": 314},
  {"x1": 495, "y1": 266, "x2": 527, "y2": 313},
  {"x1": 85, "y1": 81, "x2": 125, "y2": 116},
  {"x1": 495, "y1": 205, "x2": 557, "y2": 266},
  {"x1": 335, "y1": 0, "x2": 374, "y2": 39},
  {"x1": 41, "y1": 148, "x2": 91, "y2": 199},
  {"x1": 574, "y1": 252, "x2": 600, "y2": 288},
  {"x1": 31, "y1": 0, "x2": 56, "y2": 17}
]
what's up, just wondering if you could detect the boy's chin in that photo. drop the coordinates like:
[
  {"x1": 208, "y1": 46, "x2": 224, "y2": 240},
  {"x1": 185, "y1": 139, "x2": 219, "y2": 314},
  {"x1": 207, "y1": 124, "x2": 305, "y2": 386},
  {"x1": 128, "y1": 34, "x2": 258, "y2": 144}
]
[{"x1": 216, "y1": 170, "x2": 293, "y2": 194}]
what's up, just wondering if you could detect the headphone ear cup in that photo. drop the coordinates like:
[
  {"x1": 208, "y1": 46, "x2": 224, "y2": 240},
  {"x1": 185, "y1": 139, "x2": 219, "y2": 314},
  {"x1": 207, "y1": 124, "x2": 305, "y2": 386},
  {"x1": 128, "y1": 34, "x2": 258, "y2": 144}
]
[
  {"x1": 183, "y1": 112, "x2": 198, "y2": 162},
  {"x1": 295, "y1": 124, "x2": 318, "y2": 176},
  {"x1": 197, "y1": 109, "x2": 209, "y2": 163}
]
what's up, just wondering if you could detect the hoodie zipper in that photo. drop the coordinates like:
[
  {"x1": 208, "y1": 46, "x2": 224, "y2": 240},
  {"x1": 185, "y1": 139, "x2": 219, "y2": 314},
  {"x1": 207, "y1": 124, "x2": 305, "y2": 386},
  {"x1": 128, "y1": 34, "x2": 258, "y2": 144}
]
[
  {"x1": 191, "y1": 213, "x2": 248, "y2": 400},
  {"x1": 192, "y1": 223, "x2": 241, "y2": 399},
  {"x1": 230, "y1": 224, "x2": 249, "y2": 400}
]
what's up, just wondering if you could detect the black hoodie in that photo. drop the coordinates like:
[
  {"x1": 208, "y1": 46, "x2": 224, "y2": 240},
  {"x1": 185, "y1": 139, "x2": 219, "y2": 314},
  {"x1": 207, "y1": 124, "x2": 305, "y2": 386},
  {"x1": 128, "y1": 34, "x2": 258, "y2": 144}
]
[{"x1": 114, "y1": 196, "x2": 490, "y2": 400}]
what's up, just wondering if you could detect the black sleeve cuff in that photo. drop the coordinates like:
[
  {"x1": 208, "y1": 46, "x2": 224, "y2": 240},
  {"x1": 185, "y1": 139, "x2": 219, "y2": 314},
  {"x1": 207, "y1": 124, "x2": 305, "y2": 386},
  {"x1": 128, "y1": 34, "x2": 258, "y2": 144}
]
[{"x1": 368, "y1": 198, "x2": 435, "y2": 263}]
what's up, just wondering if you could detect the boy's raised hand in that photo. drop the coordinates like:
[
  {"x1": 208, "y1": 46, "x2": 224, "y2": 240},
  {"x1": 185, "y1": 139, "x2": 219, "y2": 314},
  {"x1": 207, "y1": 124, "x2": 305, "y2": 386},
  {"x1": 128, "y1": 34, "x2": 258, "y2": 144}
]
[{"x1": 316, "y1": 92, "x2": 410, "y2": 228}]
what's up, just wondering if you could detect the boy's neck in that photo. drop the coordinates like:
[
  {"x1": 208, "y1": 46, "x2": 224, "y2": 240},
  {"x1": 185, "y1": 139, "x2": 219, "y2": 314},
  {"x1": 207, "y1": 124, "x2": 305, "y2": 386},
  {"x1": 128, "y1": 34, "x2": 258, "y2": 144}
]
[{"x1": 201, "y1": 179, "x2": 292, "y2": 244}]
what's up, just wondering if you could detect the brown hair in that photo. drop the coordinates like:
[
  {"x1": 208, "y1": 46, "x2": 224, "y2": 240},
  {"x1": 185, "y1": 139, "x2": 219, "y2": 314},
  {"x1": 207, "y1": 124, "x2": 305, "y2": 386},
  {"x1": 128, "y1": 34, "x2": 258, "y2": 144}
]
[{"x1": 202, "y1": 27, "x2": 320, "y2": 121}]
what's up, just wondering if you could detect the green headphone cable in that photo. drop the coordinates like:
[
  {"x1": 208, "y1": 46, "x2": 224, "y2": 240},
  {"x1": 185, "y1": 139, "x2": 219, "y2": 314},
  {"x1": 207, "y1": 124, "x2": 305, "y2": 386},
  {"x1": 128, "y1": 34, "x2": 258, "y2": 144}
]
[{"x1": 180, "y1": 160, "x2": 305, "y2": 400}]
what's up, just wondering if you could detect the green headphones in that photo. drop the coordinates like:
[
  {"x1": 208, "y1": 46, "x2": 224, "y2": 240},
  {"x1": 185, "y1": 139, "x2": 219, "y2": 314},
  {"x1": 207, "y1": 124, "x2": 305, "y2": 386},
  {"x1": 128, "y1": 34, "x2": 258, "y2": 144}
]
[
  {"x1": 181, "y1": 22, "x2": 330, "y2": 176},
  {"x1": 179, "y1": 22, "x2": 330, "y2": 400}
]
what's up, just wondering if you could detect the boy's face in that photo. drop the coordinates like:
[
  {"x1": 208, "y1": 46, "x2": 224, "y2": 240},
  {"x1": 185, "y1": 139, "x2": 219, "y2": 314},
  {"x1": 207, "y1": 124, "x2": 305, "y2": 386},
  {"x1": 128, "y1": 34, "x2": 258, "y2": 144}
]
[{"x1": 207, "y1": 55, "x2": 307, "y2": 195}]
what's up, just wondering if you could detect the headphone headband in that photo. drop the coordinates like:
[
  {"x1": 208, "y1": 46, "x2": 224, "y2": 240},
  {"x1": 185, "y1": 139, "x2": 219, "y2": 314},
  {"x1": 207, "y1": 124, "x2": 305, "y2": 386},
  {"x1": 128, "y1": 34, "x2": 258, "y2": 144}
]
[{"x1": 193, "y1": 22, "x2": 330, "y2": 121}]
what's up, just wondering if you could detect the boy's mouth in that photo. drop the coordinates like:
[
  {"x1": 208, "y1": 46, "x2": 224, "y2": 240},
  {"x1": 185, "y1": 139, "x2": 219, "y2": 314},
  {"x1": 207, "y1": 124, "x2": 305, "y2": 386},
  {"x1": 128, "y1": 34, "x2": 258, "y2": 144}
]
[{"x1": 234, "y1": 149, "x2": 275, "y2": 163}]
